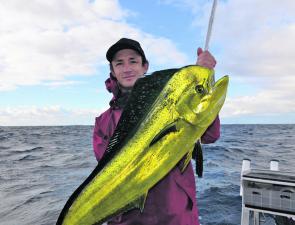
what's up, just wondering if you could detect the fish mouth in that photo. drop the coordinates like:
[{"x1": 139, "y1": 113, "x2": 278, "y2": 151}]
[
  {"x1": 208, "y1": 75, "x2": 229, "y2": 115},
  {"x1": 212, "y1": 75, "x2": 229, "y2": 105}
]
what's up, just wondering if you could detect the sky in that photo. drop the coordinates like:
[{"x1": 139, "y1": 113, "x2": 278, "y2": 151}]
[{"x1": 1, "y1": 0, "x2": 295, "y2": 126}]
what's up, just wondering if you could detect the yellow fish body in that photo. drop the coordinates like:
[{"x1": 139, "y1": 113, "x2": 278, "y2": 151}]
[{"x1": 57, "y1": 65, "x2": 229, "y2": 225}]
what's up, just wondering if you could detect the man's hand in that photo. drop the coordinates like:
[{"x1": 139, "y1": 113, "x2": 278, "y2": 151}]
[{"x1": 196, "y1": 47, "x2": 216, "y2": 69}]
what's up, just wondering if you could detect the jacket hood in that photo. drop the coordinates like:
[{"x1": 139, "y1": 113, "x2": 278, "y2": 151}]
[{"x1": 105, "y1": 73, "x2": 120, "y2": 98}]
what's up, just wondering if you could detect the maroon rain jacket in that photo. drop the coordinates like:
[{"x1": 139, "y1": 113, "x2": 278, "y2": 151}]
[{"x1": 93, "y1": 75, "x2": 220, "y2": 225}]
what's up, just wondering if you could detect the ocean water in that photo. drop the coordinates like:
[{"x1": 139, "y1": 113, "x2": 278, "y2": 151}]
[{"x1": 0, "y1": 124, "x2": 295, "y2": 225}]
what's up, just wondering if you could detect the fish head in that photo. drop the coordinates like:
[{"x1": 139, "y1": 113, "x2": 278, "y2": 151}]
[{"x1": 175, "y1": 65, "x2": 229, "y2": 127}]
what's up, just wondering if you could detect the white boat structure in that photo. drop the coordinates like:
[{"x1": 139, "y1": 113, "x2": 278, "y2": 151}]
[{"x1": 240, "y1": 159, "x2": 295, "y2": 225}]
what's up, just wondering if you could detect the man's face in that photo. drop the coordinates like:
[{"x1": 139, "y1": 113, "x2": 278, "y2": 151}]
[{"x1": 111, "y1": 49, "x2": 148, "y2": 88}]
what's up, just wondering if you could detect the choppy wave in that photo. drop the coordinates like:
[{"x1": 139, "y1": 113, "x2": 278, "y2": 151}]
[{"x1": 0, "y1": 124, "x2": 295, "y2": 225}]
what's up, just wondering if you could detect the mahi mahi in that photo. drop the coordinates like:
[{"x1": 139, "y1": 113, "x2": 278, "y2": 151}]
[{"x1": 57, "y1": 65, "x2": 229, "y2": 225}]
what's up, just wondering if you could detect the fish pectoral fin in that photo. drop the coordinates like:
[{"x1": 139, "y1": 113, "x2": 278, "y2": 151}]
[
  {"x1": 133, "y1": 192, "x2": 148, "y2": 213},
  {"x1": 179, "y1": 145, "x2": 194, "y2": 173},
  {"x1": 149, "y1": 123, "x2": 177, "y2": 147}
]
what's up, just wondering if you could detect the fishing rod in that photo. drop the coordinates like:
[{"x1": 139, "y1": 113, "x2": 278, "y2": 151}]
[
  {"x1": 195, "y1": 1, "x2": 218, "y2": 178},
  {"x1": 204, "y1": 0, "x2": 217, "y2": 51}
]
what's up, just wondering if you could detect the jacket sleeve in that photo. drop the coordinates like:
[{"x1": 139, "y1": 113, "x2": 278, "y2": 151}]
[
  {"x1": 93, "y1": 115, "x2": 108, "y2": 162},
  {"x1": 200, "y1": 116, "x2": 220, "y2": 144}
]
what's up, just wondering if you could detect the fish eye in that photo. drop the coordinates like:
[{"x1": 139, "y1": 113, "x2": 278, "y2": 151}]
[{"x1": 195, "y1": 85, "x2": 205, "y2": 94}]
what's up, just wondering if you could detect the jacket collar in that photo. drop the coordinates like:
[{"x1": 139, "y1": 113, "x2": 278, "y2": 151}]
[{"x1": 105, "y1": 73, "x2": 131, "y2": 109}]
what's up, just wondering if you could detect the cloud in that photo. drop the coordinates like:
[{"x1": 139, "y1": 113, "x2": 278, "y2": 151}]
[
  {"x1": 0, "y1": 0, "x2": 187, "y2": 91},
  {"x1": 159, "y1": 0, "x2": 295, "y2": 87},
  {"x1": 213, "y1": 1, "x2": 295, "y2": 79},
  {"x1": 222, "y1": 89, "x2": 295, "y2": 118},
  {"x1": 2, "y1": 0, "x2": 295, "y2": 124},
  {"x1": 158, "y1": 1, "x2": 295, "y2": 122},
  {"x1": 0, "y1": 106, "x2": 104, "y2": 126},
  {"x1": 206, "y1": 1, "x2": 295, "y2": 120}
]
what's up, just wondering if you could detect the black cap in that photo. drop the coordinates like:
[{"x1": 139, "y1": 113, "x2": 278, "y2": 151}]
[{"x1": 106, "y1": 38, "x2": 147, "y2": 63}]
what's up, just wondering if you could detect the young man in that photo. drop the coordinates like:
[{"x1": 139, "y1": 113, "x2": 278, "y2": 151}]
[{"x1": 93, "y1": 38, "x2": 220, "y2": 225}]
